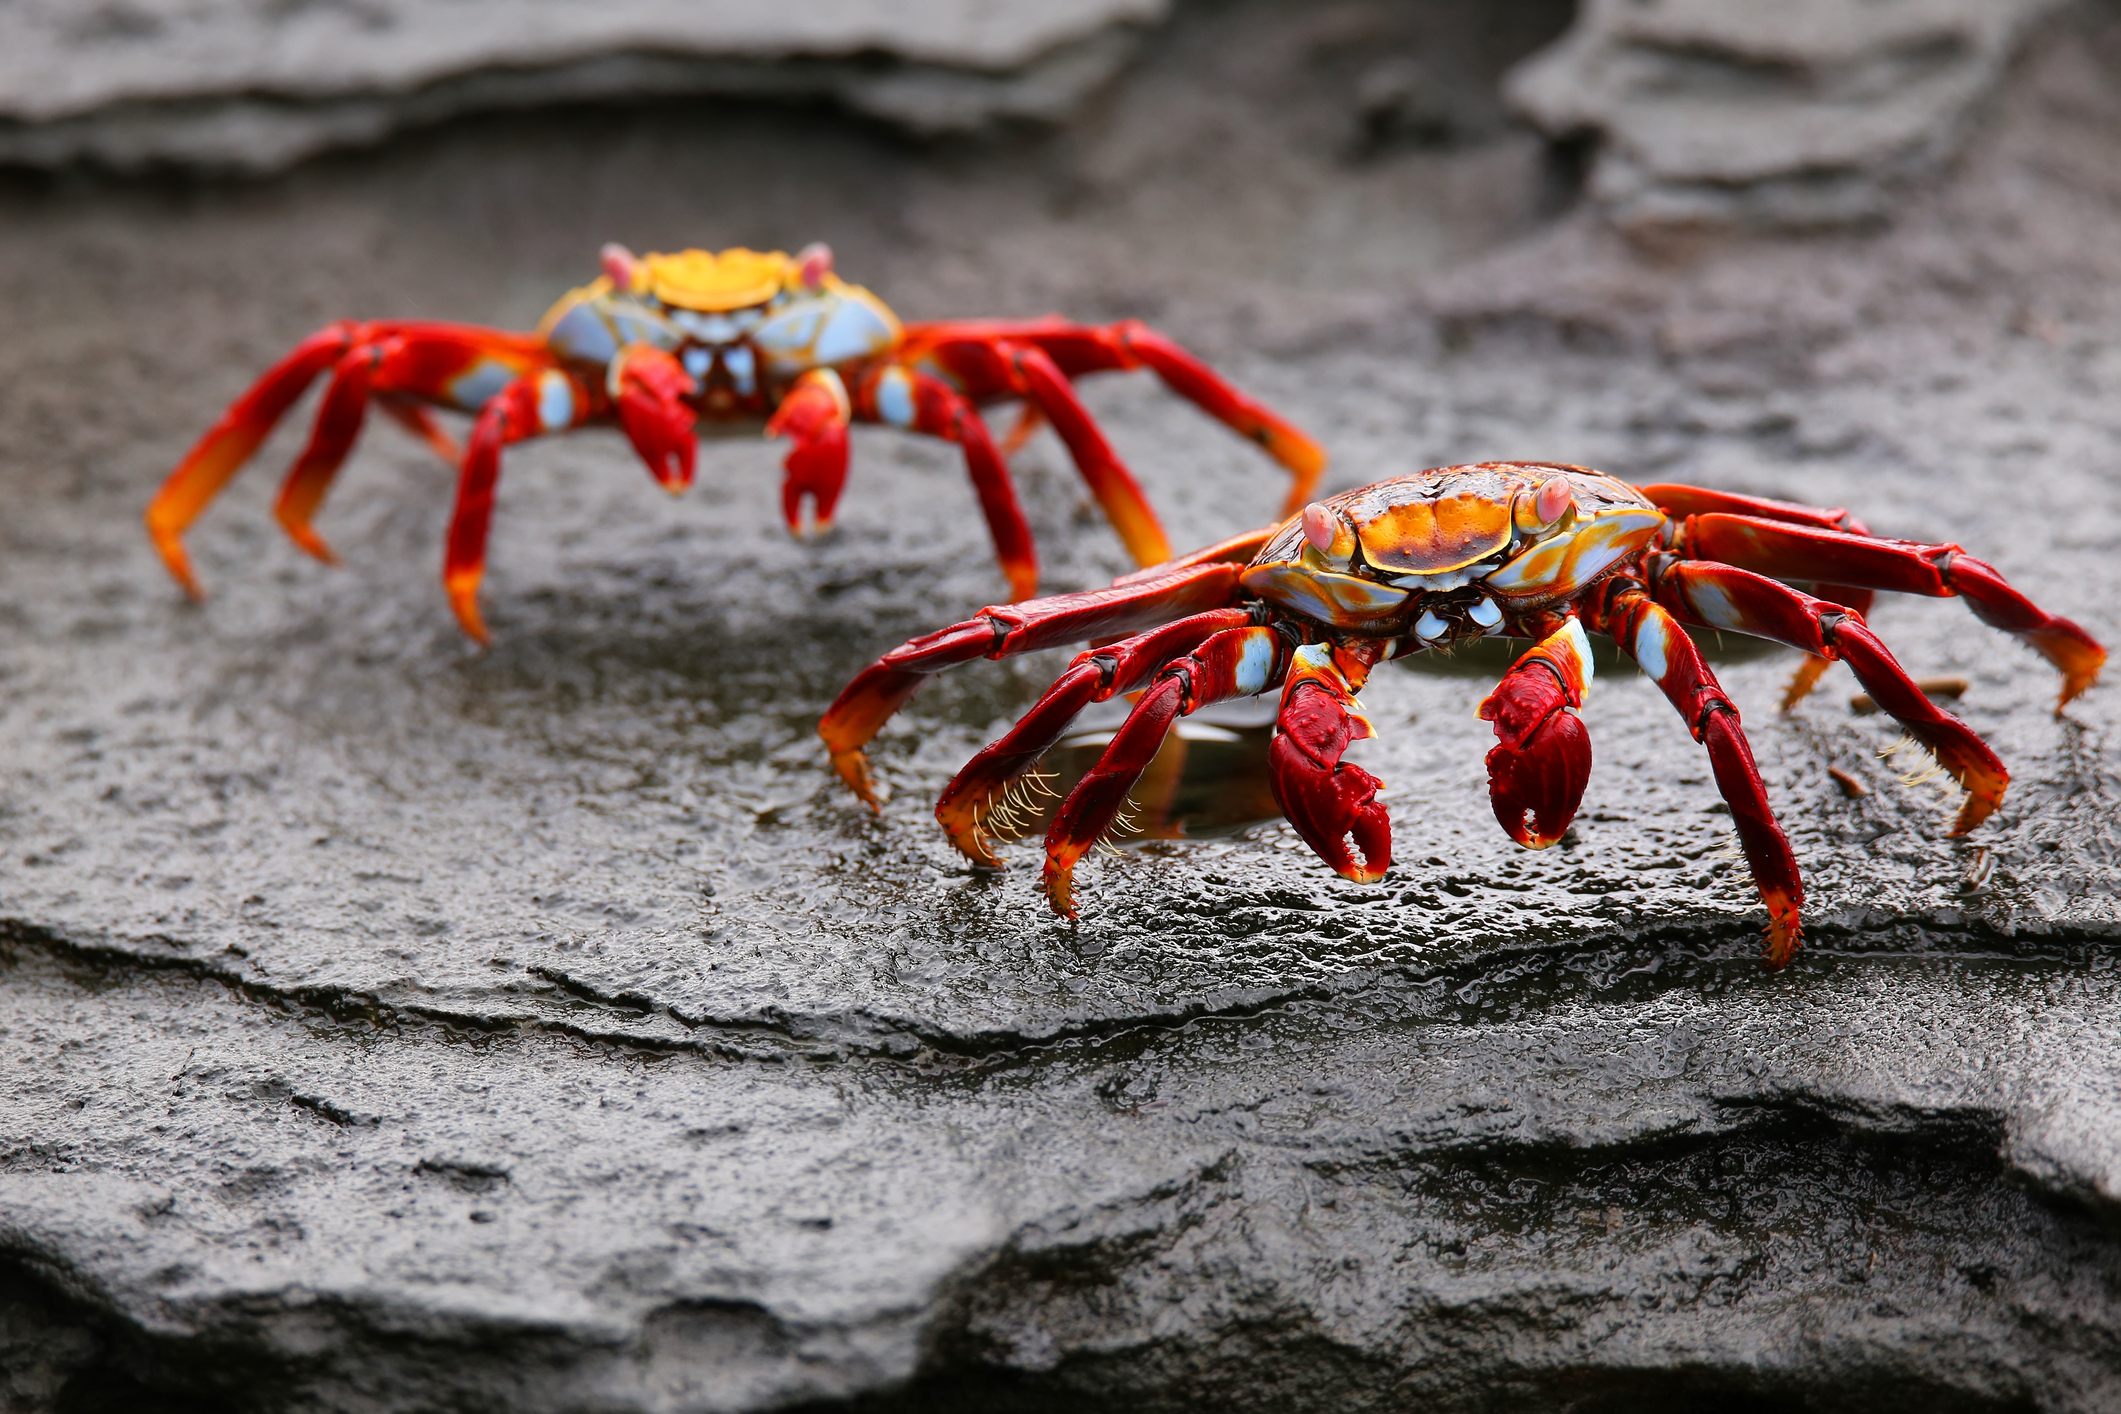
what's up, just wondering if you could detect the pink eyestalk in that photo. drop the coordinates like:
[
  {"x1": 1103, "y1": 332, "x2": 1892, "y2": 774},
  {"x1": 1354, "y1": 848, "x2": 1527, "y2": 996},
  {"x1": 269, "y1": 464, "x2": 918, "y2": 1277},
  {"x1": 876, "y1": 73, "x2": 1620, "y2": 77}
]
[
  {"x1": 1479, "y1": 618, "x2": 1594, "y2": 849},
  {"x1": 600, "y1": 243, "x2": 641, "y2": 289},
  {"x1": 611, "y1": 345, "x2": 698, "y2": 492},
  {"x1": 795, "y1": 242, "x2": 834, "y2": 289},
  {"x1": 1268, "y1": 644, "x2": 1391, "y2": 884}
]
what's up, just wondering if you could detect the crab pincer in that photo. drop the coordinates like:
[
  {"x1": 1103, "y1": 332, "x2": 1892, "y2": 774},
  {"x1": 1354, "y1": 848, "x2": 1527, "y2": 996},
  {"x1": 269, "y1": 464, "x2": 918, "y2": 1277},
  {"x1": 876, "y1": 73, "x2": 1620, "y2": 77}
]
[
  {"x1": 1268, "y1": 643, "x2": 1391, "y2": 884},
  {"x1": 1479, "y1": 617, "x2": 1595, "y2": 849}
]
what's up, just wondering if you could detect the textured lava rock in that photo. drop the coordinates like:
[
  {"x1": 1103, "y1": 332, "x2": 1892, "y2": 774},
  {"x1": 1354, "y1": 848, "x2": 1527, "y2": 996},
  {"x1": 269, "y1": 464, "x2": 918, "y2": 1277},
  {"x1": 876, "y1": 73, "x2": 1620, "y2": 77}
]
[
  {"x1": 0, "y1": 0, "x2": 1166, "y2": 171},
  {"x1": 1505, "y1": 0, "x2": 2068, "y2": 229},
  {"x1": 1, "y1": 4, "x2": 2119, "y2": 1410}
]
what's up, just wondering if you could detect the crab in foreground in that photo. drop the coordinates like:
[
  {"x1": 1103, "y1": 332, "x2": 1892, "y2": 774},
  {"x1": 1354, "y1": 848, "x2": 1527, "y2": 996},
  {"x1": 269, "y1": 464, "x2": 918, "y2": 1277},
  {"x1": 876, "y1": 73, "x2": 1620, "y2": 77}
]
[
  {"x1": 820, "y1": 463, "x2": 2105, "y2": 966},
  {"x1": 147, "y1": 243, "x2": 1324, "y2": 643}
]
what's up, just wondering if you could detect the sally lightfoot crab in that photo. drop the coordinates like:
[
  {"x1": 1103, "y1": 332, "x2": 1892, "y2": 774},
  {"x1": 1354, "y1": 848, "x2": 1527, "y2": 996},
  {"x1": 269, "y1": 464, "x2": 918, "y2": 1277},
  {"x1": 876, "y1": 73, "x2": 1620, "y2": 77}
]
[
  {"x1": 147, "y1": 243, "x2": 1324, "y2": 643},
  {"x1": 819, "y1": 463, "x2": 2105, "y2": 966}
]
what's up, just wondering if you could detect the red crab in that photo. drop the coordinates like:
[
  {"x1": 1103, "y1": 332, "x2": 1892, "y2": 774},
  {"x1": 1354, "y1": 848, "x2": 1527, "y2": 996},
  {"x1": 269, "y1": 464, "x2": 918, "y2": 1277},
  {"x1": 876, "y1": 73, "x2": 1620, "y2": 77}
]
[
  {"x1": 147, "y1": 243, "x2": 1324, "y2": 643},
  {"x1": 819, "y1": 462, "x2": 2104, "y2": 967}
]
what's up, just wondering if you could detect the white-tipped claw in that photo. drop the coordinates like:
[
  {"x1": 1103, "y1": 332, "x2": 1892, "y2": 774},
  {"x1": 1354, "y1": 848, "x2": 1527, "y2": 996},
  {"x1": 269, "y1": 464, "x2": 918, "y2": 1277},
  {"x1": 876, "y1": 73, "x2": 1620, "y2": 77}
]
[
  {"x1": 1416, "y1": 609, "x2": 1450, "y2": 640},
  {"x1": 1469, "y1": 596, "x2": 1503, "y2": 628}
]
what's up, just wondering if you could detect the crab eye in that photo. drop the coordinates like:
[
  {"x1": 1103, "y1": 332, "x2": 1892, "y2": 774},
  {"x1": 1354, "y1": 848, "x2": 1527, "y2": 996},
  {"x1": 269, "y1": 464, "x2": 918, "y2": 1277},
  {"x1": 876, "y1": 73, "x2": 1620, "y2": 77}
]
[
  {"x1": 1533, "y1": 478, "x2": 1575, "y2": 526},
  {"x1": 600, "y1": 242, "x2": 642, "y2": 290},
  {"x1": 1301, "y1": 502, "x2": 1341, "y2": 557},
  {"x1": 795, "y1": 242, "x2": 834, "y2": 289}
]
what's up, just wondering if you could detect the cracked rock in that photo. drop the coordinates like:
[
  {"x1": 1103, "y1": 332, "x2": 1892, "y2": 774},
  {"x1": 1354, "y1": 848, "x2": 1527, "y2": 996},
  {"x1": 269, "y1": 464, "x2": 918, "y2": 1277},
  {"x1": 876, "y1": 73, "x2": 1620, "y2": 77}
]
[{"x1": 1504, "y1": 0, "x2": 2068, "y2": 229}]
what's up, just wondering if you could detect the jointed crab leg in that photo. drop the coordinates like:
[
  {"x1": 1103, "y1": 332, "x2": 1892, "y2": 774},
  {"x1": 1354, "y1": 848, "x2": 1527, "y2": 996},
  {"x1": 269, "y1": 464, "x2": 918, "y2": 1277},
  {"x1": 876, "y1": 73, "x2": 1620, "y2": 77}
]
[
  {"x1": 905, "y1": 317, "x2": 1327, "y2": 521},
  {"x1": 272, "y1": 345, "x2": 379, "y2": 565},
  {"x1": 447, "y1": 368, "x2": 606, "y2": 644},
  {"x1": 1003, "y1": 342, "x2": 1172, "y2": 567},
  {"x1": 1043, "y1": 624, "x2": 1291, "y2": 916},
  {"x1": 934, "y1": 607, "x2": 1256, "y2": 865},
  {"x1": 1637, "y1": 484, "x2": 1880, "y2": 709},
  {"x1": 1654, "y1": 561, "x2": 2009, "y2": 834},
  {"x1": 856, "y1": 365, "x2": 1038, "y2": 602},
  {"x1": 148, "y1": 323, "x2": 364, "y2": 596},
  {"x1": 148, "y1": 320, "x2": 555, "y2": 602},
  {"x1": 818, "y1": 562, "x2": 1248, "y2": 807},
  {"x1": 1637, "y1": 484, "x2": 1870, "y2": 536},
  {"x1": 1592, "y1": 580, "x2": 1805, "y2": 967},
  {"x1": 1675, "y1": 515, "x2": 2106, "y2": 710}
]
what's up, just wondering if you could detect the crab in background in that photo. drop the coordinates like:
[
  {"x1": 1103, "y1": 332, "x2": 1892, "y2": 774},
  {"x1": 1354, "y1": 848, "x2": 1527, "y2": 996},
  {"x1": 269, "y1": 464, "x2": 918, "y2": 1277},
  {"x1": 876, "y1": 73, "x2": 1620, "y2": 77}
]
[
  {"x1": 820, "y1": 462, "x2": 2104, "y2": 967},
  {"x1": 147, "y1": 243, "x2": 1324, "y2": 643}
]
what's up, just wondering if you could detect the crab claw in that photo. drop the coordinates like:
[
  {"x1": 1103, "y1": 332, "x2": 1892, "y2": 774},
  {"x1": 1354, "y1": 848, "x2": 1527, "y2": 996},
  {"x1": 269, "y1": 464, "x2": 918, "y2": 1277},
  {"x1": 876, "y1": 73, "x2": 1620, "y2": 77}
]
[
  {"x1": 767, "y1": 370, "x2": 853, "y2": 536},
  {"x1": 1479, "y1": 619, "x2": 1596, "y2": 849},
  {"x1": 612, "y1": 345, "x2": 698, "y2": 492},
  {"x1": 1480, "y1": 669, "x2": 1591, "y2": 848},
  {"x1": 1269, "y1": 646, "x2": 1391, "y2": 883}
]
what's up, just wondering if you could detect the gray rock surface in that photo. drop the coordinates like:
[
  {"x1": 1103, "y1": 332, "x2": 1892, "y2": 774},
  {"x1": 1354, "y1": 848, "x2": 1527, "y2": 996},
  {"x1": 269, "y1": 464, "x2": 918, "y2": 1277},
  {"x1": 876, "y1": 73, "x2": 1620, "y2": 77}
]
[
  {"x1": 1505, "y1": 0, "x2": 2068, "y2": 229},
  {"x1": 2, "y1": 2, "x2": 2120, "y2": 1408},
  {"x1": 0, "y1": 0, "x2": 1166, "y2": 171}
]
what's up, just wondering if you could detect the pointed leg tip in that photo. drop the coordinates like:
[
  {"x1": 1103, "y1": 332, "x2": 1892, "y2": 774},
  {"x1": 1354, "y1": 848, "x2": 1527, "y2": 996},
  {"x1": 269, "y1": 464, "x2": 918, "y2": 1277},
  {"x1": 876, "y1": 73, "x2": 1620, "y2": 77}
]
[
  {"x1": 1761, "y1": 908, "x2": 1802, "y2": 970},
  {"x1": 1041, "y1": 860, "x2": 1080, "y2": 917},
  {"x1": 830, "y1": 752, "x2": 885, "y2": 811}
]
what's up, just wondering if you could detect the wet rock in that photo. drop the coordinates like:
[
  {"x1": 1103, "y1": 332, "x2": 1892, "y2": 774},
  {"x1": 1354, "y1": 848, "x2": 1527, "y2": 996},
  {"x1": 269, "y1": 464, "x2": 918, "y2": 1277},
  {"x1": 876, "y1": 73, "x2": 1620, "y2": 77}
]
[
  {"x1": 1504, "y1": 0, "x2": 2067, "y2": 229},
  {"x1": 1, "y1": 5, "x2": 2120, "y2": 1409},
  {"x1": 0, "y1": 0, "x2": 1166, "y2": 172}
]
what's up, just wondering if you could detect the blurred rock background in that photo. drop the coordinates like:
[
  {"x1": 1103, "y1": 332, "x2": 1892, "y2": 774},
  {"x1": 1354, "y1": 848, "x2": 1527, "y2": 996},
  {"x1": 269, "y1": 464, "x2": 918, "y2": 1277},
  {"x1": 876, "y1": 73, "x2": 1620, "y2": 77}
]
[{"x1": 2, "y1": 2, "x2": 2120, "y2": 1411}]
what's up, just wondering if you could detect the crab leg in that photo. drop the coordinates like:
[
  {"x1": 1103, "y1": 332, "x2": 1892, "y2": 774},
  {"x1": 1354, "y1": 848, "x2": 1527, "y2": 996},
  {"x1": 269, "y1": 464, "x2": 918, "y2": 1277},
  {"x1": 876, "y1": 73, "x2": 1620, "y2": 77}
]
[
  {"x1": 1653, "y1": 561, "x2": 2009, "y2": 834},
  {"x1": 1675, "y1": 515, "x2": 2105, "y2": 711},
  {"x1": 766, "y1": 368, "x2": 852, "y2": 536},
  {"x1": 1269, "y1": 642, "x2": 1392, "y2": 884},
  {"x1": 1105, "y1": 322, "x2": 1326, "y2": 517},
  {"x1": 1637, "y1": 483, "x2": 1871, "y2": 536},
  {"x1": 1636, "y1": 485, "x2": 1881, "y2": 708},
  {"x1": 857, "y1": 365, "x2": 1039, "y2": 602},
  {"x1": 1043, "y1": 624, "x2": 1292, "y2": 916},
  {"x1": 447, "y1": 368, "x2": 605, "y2": 644},
  {"x1": 923, "y1": 318, "x2": 1328, "y2": 513},
  {"x1": 935, "y1": 607, "x2": 1256, "y2": 864},
  {"x1": 376, "y1": 397, "x2": 463, "y2": 466},
  {"x1": 147, "y1": 322, "x2": 363, "y2": 597},
  {"x1": 1003, "y1": 341, "x2": 1173, "y2": 567},
  {"x1": 150, "y1": 320, "x2": 555, "y2": 603},
  {"x1": 269, "y1": 345, "x2": 378, "y2": 565},
  {"x1": 819, "y1": 562, "x2": 1247, "y2": 808},
  {"x1": 1479, "y1": 617, "x2": 1597, "y2": 850},
  {"x1": 1592, "y1": 581, "x2": 1804, "y2": 967}
]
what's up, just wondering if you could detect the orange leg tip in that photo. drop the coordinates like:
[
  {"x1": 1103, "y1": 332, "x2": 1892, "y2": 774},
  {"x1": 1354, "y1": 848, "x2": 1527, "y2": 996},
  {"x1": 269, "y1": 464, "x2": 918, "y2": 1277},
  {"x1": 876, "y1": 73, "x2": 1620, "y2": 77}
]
[
  {"x1": 935, "y1": 802, "x2": 1004, "y2": 867},
  {"x1": 445, "y1": 581, "x2": 492, "y2": 647},
  {"x1": 1780, "y1": 654, "x2": 1834, "y2": 713},
  {"x1": 1041, "y1": 859, "x2": 1080, "y2": 919},
  {"x1": 1758, "y1": 892, "x2": 1803, "y2": 969},
  {"x1": 830, "y1": 752, "x2": 887, "y2": 812},
  {"x1": 281, "y1": 522, "x2": 340, "y2": 567}
]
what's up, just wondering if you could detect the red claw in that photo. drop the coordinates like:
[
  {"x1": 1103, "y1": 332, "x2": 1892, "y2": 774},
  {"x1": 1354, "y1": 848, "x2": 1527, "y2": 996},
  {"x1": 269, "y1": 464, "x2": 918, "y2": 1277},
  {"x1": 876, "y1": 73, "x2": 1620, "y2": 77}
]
[
  {"x1": 1269, "y1": 648, "x2": 1391, "y2": 884},
  {"x1": 1480, "y1": 664, "x2": 1592, "y2": 849},
  {"x1": 613, "y1": 346, "x2": 698, "y2": 492},
  {"x1": 1479, "y1": 620, "x2": 1596, "y2": 850}
]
